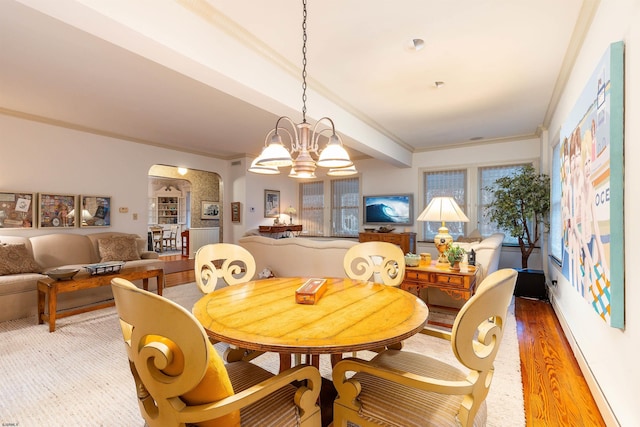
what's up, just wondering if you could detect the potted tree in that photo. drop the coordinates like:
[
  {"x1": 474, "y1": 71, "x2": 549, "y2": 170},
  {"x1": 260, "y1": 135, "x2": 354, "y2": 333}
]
[{"x1": 484, "y1": 164, "x2": 550, "y2": 298}]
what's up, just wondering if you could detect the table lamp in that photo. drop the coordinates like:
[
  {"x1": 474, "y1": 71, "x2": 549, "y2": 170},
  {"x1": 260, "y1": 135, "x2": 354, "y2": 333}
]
[
  {"x1": 417, "y1": 197, "x2": 469, "y2": 268},
  {"x1": 285, "y1": 206, "x2": 297, "y2": 224}
]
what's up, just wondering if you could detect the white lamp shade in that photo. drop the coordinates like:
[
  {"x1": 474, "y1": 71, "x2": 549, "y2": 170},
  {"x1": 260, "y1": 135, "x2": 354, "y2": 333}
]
[
  {"x1": 316, "y1": 135, "x2": 352, "y2": 168},
  {"x1": 285, "y1": 206, "x2": 297, "y2": 215},
  {"x1": 248, "y1": 157, "x2": 280, "y2": 175},
  {"x1": 417, "y1": 197, "x2": 469, "y2": 222},
  {"x1": 327, "y1": 165, "x2": 358, "y2": 176},
  {"x1": 256, "y1": 137, "x2": 293, "y2": 167}
]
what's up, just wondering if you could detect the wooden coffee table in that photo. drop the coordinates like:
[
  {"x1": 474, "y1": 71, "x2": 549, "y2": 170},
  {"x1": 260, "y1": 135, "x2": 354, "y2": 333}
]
[{"x1": 37, "y1": 265, "x2": 164, "y2": 332}]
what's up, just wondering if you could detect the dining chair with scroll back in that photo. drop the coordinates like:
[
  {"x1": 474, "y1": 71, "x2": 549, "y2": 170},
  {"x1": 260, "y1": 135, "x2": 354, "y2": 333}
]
[
  {"x1": 332, "y1": 268, "x2": 518, "y2": 427},
  {"x1": 111, "y1": 277, "x2": 322, "y2": 427},
  {"x1": 343, "y1": 241, "x2": 406, "y2": 354},
  {"x1": 343, "y1": 241, "x2": 406, "y2": 287},
  {"x1": 195, "y1": 243, "x2": 260, "y2": 362}
]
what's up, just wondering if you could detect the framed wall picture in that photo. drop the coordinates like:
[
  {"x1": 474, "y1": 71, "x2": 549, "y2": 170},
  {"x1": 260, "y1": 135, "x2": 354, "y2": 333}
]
[
  {"x1": 79, "y1": 195, "x2": 111, "y2": 227},
  {"x1": 231, "y1": 201, "x2": 241, "y2": 223},
  {"x1": 201, "y1": 201, "x2": 220, "y2": 219},
  {"x1": 38, "y1": 193, "x2": 77, "y2": 228},
  {"x1": 559, "y1": 41, "x2": 625, "y2": 328},
  {"x1": 0, "y1": 191, "x2": 36, "y2": 229},
  {"x1": 264, "y1": 189, "x2": 280, "y2": 218}
]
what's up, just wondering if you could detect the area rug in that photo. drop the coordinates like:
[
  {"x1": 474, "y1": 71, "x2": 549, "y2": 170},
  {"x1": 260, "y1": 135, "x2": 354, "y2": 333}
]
[{"x1": 0, "y1": 282, "x2": 524, "y2": 426}]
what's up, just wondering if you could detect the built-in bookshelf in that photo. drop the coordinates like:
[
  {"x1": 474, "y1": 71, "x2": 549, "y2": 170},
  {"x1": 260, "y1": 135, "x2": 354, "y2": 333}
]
[{"x1": 149, "y1": 187, "x2": 185, "y2": 225}]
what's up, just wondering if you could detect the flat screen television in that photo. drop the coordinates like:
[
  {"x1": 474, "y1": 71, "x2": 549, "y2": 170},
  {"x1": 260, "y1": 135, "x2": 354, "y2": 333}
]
[{"x1": 363, "y1": 194, "x2": 413, "y2": 225}]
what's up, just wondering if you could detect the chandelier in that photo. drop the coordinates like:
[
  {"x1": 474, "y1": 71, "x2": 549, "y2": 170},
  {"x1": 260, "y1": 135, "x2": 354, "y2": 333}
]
[{"x1": 249, "y1": 0, "x2": 356, "y2": 179}]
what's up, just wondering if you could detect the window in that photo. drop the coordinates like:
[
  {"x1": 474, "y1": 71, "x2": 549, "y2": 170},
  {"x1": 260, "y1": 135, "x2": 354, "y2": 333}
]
[
  {"x1": 300, "y1": 177, "x2": 360, "y2": 237},
  {"x1": 331, "y1": 178, "x2": 359, "y2": 237},
  {"x1": 299, "y1": 181, "x2": 324, "y2": 236},
  {"x1": 478, "y1": 163, "x2": 530, "y2": 245},
  {"x1": 549, "y1": 143, "x2": 562, "y2": 262},
  {"x1": 421, "y1": 162, "x2": 534, "y2": 244},
  {"x1": 422, "y1": 170, "x2": 467, "y2": 241}
]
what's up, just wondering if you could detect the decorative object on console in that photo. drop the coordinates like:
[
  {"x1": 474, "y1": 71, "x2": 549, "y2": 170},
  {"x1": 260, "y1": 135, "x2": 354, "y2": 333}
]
[
  {"x1": 419, "y1": 252, "x2": 431, "y2": 267},
  {"x1": 417, "y1": 196, "x2": 469, "y2": 269},
  {"x1": 404, "y1": 253, "x2": 420, "y2": 267},
  {"x1": 249, "y1": 0, "x2": 356, "y2": 179},
  {"x1": 0, "y1": 191, "x2": 35, "y2": 229},
  {"x1": 285, "y1": 206, "x2": 296, "y2": 224},
  {"x1": 84, "y1": 261, "x2": 124, "y2": 276},
  {"x1": 44, "y1": 268, "x2": 80, "y2": 281},
  {"x1": 444, "y1": 243, "x2": 466, "y2": 271}
]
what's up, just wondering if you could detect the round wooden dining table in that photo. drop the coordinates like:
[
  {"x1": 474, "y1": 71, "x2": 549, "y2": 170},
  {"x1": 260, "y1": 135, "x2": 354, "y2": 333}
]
[{"x1": 192, "y1": 276, "x2": 429, "y2": 369}]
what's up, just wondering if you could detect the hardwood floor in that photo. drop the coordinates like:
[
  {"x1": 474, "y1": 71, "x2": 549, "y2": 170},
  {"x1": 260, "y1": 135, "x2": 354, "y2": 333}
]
[
  {"x1": 516, "y1": 297, "x2": 606, "y2": 426},
  {"x1": 161, "y1": 255, "x2": 607, "y2": 426}
]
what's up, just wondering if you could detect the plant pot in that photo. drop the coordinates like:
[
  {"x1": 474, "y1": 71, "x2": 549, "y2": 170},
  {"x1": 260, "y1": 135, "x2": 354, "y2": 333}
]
[
  {"x1": 514, "y1": 269, "x2": 547, "y2": 299},
  {"x1": 449, "y1": 261, "x2": 461, "y2": 271}
]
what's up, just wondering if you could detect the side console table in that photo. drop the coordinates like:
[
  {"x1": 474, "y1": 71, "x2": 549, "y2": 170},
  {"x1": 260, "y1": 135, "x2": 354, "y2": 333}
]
[
  {"x1": 358, "y1": 231, "x2": 416, "y2": 254},
  {"x1": 401, "y1": 264, "x2": 479, "y2": 304},
  {"x1": 259, "y1": 224, "x2": 303, "y2": 238}
]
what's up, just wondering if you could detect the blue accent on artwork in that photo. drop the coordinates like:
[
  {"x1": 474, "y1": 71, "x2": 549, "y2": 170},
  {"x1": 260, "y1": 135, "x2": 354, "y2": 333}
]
[
  {"x1": 365, "y1": 204, "x2": 407, "y2": 223},
  {"x1": 363, "y1": 194, "x2": 413, "y2": 225}
]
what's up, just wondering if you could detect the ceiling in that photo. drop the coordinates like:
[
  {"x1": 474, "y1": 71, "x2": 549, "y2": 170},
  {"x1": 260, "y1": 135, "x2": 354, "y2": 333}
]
[{"x1": 0, "y1": 0, "x2": 598, "y2": 167}]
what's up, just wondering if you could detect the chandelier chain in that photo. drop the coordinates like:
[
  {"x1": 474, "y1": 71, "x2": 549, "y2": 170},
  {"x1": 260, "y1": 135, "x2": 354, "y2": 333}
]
[{"x1": 301, "y1": 0, "x2": 308, "y2": 123}]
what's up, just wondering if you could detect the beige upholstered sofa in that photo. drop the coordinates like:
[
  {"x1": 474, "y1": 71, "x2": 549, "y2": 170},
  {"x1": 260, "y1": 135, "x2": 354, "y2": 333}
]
[
  {"x1": 0, "y1": 232, "x2": 162, "y2": 322},
  {"x1": 453, "y1": 232, "x2": 505, "y2": 285},
  {"x1": 238, "y1": 235, "x2": 358, "y2": 279}
]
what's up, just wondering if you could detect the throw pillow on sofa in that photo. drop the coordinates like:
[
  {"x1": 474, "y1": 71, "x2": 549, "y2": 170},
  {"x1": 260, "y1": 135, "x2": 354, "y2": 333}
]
[
  {"x1": 0, "y1": 243, "x2": 42, "y2": 275},
  {"x1": 98, "y1": 236, "x2": 141, "y2": 262}
]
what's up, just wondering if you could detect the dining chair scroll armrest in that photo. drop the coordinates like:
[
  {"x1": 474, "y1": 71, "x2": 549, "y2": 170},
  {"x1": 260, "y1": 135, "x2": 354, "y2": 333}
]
[
  {"x1": 419, "y1": 326, "x2": 453, "y2": 341},
  {"x1": 333, "y1": 356, "x2": 475, "y2": 407},
  {"x1": 178, "y1": 364, "x2": 322, "y2": 425}
]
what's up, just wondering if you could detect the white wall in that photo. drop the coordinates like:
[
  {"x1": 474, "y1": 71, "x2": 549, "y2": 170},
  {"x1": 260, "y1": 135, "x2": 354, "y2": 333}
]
[
  {"x1": 545, "y1": 1, "x2": 639, "y2": 425},
  {"x1": 0, "y1": 114, "x2": 229, "y2": 239}
]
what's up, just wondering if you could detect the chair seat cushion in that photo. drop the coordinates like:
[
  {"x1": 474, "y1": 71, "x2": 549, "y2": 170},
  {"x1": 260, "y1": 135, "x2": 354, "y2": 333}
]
[
  {"x1": 352, "y1": 350, "x2": 487, "y2": 427},
  {"x1": 143, "y1": 336, "x2": 239, "y2": 427},
  {"x1": 226, "y1": 362, "x2": 300, "y2": 426}
]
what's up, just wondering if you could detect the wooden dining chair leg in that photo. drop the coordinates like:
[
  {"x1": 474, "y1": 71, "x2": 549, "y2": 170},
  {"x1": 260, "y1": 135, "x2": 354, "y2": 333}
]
[
  {"x1": 279, "y1": 353, "x2": 293, "y2": 373},
  {"x1": 330, "y1": 353, "x2": 343, "y2": 368},
  {"x1": 308, "y1": 354, "x2": 320, "y2": 369}
]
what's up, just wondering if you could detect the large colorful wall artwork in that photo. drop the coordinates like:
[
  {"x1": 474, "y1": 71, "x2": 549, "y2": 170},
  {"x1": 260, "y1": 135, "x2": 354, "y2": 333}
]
[{"x1": 560, "y1": 41, "x2": 624, "y2": 328}]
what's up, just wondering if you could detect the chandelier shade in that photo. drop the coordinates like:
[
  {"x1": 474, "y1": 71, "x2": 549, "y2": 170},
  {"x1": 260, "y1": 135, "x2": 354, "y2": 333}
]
[
  {"x1": 249, "y1": 0, "x2": 355, "y2": 178},
  {"x1": 316, "y1": 134, "x2": 353, "y2": 168},
  {"x1": 327, "y1": 165, "x2": 358, "y2": 176},
  {"x1": 248, "y1": 157, "x2": 280, "y2": 175}
]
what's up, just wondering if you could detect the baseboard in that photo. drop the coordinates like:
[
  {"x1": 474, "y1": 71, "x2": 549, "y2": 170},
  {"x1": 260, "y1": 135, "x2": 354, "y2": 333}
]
[{"x1": 549, "y1": 292, "x2": 619, "y2": 426}]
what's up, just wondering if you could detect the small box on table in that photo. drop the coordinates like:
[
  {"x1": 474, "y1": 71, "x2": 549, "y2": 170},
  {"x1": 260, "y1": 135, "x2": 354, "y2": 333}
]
[{"x1": 295, "y1": 278, "x2": 327, "y2": 305}]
